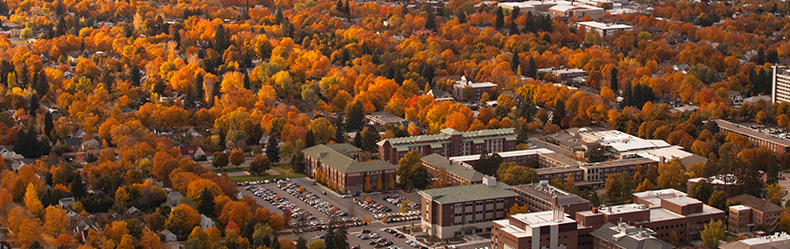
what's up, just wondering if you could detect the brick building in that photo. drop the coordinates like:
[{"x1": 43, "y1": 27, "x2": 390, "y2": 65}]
[
  {"x1": 728, "y1": 194, "x2": 784, "y2": 233},
  {"x1": 448, "y1": 148, "x2": 554, "y2": 167},
  {"x1": 452, "y1": 77, "x2": 497, "y2": 101},
  {"x1": 590, "y1": 222, "x2": 675, "y2": 249},
  {"x1": 575, "y1": 189, "x2": 725, "y2": 244},
  {"x1": 491, "y1": 209, "x2": 580, "y2": 249},
  {"x1": 418, "y1": 177, "x2": 518, "y2": 239},
  {"x1": 511, "y1": 181, "x2": 590, "y2": 219},
  {"x1": 421, "y1": 153, "x2": 486, "y2": 186},
  {"x1": 377, "y1": 128, "x2": 518, "y2": 164},
  {"x1": 302, "y1": 144, "x2": 398, "y2": 194},
  {"x1": 715, "y1": 119, "x2": 790, "y2": 154}
]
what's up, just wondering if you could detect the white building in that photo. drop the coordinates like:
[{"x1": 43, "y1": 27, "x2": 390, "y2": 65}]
[
  {"x1": 577, "y1": 21, "x2": 634, "y2": 36},
  {"x1": 772, "y1": 65, "x2": 790, "y2": 103}
]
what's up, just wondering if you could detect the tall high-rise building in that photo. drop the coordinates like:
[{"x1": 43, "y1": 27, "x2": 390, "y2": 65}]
[{"x1": 772, "y1": 65, "x2": 790, "y2": 103}]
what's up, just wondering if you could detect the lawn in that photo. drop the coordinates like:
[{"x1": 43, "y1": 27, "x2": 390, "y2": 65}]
[
  {"x1": 211, "y1": 166, "x2": 249, "y2": 173},
  {"x1": 228, "y1": 166, "x2": 306, "y2": 182}
]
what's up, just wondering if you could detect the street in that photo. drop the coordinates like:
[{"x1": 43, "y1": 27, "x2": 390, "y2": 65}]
[{"x1": 238, "y1": 178, "x2": 428, "y2": 249}]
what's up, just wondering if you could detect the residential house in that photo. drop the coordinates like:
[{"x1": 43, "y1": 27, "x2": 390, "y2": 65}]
[
  {"x1": 166, "y1": 191, "x2": 184, "y2": 208},
  {"x1": 160, "y1": 229, "x2": 178, "y2": 242},
  {"x1": 199, "y1": 214, "x2": 215, "y2": 230},
  {"x1": 81, "y1": 137, "x2": 102, "y2": 151},
  {"x1": 179, "y1": 145, "x2": 208, "y2": 161}
]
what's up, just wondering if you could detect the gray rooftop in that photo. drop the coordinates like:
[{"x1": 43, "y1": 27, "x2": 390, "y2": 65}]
[
  {"x1": 378, "y1": 128, "x2": 517, "y2": 148},
  {"x1": 715, "y1": 119, "x2": 790, "y2": 147},
  {"x1": 590, "y1": 223, "x2": 675, "y2": 249},
  {"x1": 302, "y1": 144, "x2": 398, "y2": 174},
  {"x1": 421, "y1": 153, "x2": 485, "y2": 183},
  {"x1": 419, "y1": 182, "x2": 518, "y2": 204}
]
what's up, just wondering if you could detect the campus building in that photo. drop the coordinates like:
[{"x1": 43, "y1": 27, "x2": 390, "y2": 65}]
[
  {"x1": 727, "y1": 194, "x2": 784, "y2": 233},
  {"x1": 302, "y1": 144, "x2": 398, "y2": 194},
  {"x1": 419, "y1": 177, "x2": 518, "y2": 239},
  {"x1": 772, "y1": 65, "x2": 790, "y2": 103},
  {"x1": 491, "y1": 209, "x2": 580, "y2": 249},
  {"x1": 377, "y1": 128, "x2": 518, "y2": 164},
  {"x1": 421, "y1": 153, "x2": 486, "y2": 186},
  {"x1": 448, "y1": 148, "x2": 554, "y2": 166},
  {"x1": 511, "y1": 181, "x2": 591, "y2": 219},
  {"x1": 590, "y1": 222, "x2": 675, "y2": 249},
  {"x1": 452, "y1": 77, "x2": 497, "y2": 101},
  {"x1": 575, "y1": 189, "x2": 725, "y2": 244},
  {"x1": 576, "y1": 21, "x2": 634, "y2": 36},
  {"x1": 720, "y1": 232, "x2": 790, "y2": 249},
  {"x1": 715, "y1": 119, "x2": 790, "y2": 154}
]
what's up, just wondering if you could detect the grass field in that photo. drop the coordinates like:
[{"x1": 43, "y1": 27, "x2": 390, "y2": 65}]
[
  {"x1": 211, "y1": 166, "x2": 249, "y2": 173},
  {"x1": 227, "y1": 166, "x2": 306, "y2": 182}
]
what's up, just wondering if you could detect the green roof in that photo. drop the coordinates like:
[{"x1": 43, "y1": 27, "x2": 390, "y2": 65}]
[
  {"x1": 302, "y1": 144, "x2": 397, "y2": 174},
  {"x1": 418, "y1": 182, "x2": 518, "y2": 204},
  {"x1": 377, "y1": 128, "x2": 517, "y2": 151}
]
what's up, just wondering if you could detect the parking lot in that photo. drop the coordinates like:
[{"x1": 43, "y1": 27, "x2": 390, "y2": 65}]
[{"x1": 237, "y1": 178, "x2": 428, "y2": 249}]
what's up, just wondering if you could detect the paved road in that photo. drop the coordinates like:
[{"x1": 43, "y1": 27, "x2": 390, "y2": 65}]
[{"x1": 238, "y1": 178, "x2": 427, "y2": 249}]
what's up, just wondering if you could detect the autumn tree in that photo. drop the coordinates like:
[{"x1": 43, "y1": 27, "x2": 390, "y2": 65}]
[
  {"x1": 24, "y1": 183, "x2": 43, "y2": 217},
  {"x1": 166, "y1": 204, "x2": 200, "y2": 238},
  {"x1": 229, "y1": 148, "x2": 245, "y2": 168},
  {"x1": 689, "y1": 180, "x2": 714, "y2": 205},
  {"x1": 212, "y1": 151, "x2": 229, "y2": 171},
  {"x1": 707, "y1": 191, "x2": 727, "y2": 211},
  {"x1": 250, "y1": 154, "x2": 271, "y2": 176},
  {"x1": 701, "y1": 219, "x2": 725, "y2": 249},
  {"x1": 657, "y1": 160, "x2": 688, "y2": 191},
  {"x1": 44, "y1": 206, "x2": 68, "y2": 237},
  {"x1": 474, "y1": 151, "x2": 503, "y2": 176},
  {"x1": 397, "y1": 150, "x2": 430, "y2": 191},
  {"x1": 767, "y1": 183, "x2": 787, "y2": 206}
]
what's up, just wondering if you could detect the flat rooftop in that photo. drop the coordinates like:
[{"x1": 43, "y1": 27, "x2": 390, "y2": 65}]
[
  {"x1": 448, "y1": 148, "x2": 554, "y2": 162},
  {"x1": 580, "y1": 157, "x2": 657, "y2": 169},
  {"x1": 662, "y1": 196, "x2": 702, "y2": 206},
  {"x1": 649, "y1": 208, "x2": 685, "y2": 223},
  {"x1": 494, "y1": 211, "x2": 576, "y2": 238},
  {"x1": 729, "y1": 205, "x2": 750, "y2": 211},
  {"x1": 715, "y1": 119, "x2": 790, "y2": 147},
  {"x1": 540, "y1": 152, "x2": 583, "y2": 166},
  {"x1": 597, "y1": 204, "x2": 649, "y2": 215},
  {"x1": 578, "y1": 21, "x2": 633, "y2": 30}
]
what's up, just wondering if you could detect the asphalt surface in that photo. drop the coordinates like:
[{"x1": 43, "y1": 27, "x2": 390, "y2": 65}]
[{"x1": 238, "y1": 178, "x2": 428, "y2": 249}]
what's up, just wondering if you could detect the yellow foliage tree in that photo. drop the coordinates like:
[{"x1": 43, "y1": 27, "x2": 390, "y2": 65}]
[{"x1": 24, "y1": 183, "x2": 43, "y2": 217}]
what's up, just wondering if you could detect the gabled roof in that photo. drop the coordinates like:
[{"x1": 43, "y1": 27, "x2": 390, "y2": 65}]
[
  {"x1": 730, "y1": 194, "x2": 784, "y2": 213},
  {"x1": 179, "y1": 145, "x2": 204, "y2": 156},
  {"x1": 421, "y1": 154, "x2": 485, "y2": 183},
  {"x1": 418, "y1": 182, "x2": 518, "y2": 204},
  {"x1": 302, "y1": 144, "x2": 397, "y2": 174}
]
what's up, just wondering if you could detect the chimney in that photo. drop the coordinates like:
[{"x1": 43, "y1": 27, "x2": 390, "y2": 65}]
[{"x1": 483, "y1": 176, "x2": 497, "y2": 187}]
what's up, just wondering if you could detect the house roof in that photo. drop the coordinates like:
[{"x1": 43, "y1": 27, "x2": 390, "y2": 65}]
[
  {"x1": 418, "y1": 182, "x2": 518, "y2": 204},
  {"x1": 160, "y1": 229, "x2": 175, "y2": 236},
  {"x1": 730, "y1": 194, "x2": 784, "y2": 213},
  {"x1": 179, "y1": 145, "x2": 204, "y2": 156},
  {"x1": 302, "y1": 144, "x2": 397, "y2": 174},
  {"x1": 421, "y1": 153, "x2": 485, "y2": 183}
]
